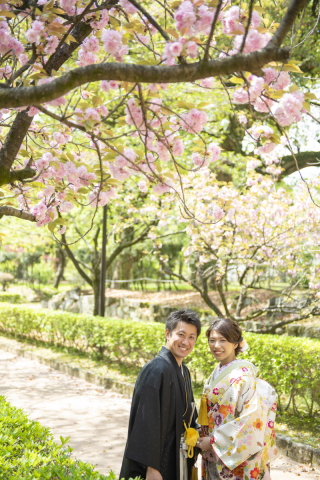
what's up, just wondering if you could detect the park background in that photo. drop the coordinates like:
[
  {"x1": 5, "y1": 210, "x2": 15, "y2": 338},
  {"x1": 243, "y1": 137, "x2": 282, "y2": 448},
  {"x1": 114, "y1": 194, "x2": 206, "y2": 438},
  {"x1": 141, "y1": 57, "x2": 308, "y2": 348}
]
[{"x1": 1, "y1": 0, "x2": 320, "y2": 477}]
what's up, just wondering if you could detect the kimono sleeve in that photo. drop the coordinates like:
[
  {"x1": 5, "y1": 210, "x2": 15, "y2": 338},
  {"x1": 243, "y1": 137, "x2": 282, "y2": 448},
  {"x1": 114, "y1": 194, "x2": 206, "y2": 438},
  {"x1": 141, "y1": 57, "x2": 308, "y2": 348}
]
[
  {"x1": 212, "y1": 375, "x2": 267, "y2": 470},
  {"x1": 124, "y1": 361, "x2": 172, "y2": 473}
]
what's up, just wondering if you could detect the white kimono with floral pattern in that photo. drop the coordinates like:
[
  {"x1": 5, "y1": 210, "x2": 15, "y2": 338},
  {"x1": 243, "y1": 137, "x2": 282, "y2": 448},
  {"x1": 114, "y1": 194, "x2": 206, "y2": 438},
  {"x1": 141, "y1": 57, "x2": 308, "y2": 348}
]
[{"x1": 200, "y1": 360, "x2": 278, "y2": 480}]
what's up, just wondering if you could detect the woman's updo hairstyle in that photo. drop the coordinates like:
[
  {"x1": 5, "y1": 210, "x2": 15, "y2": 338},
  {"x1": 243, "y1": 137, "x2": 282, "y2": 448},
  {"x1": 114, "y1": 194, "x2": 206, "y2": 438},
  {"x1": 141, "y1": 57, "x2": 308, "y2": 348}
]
[{"x1": 206, "y1": 317, "x2": 243, "y2": 356}]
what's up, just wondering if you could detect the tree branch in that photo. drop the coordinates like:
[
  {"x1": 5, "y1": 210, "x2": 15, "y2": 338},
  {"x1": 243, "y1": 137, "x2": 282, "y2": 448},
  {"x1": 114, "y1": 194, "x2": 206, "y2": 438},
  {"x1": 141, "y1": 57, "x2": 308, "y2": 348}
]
[
  {"x1": 268, "y1": 0, "x2": 308, "y2": 48},
  {"x1": 0, "y1": 206, "x2": 36, "y2": 222},
  {"x1": 127, "y1": 0, "x2": 170, "y2": 41},
  {"x1": 280, "y1": 150, "x2": 320, "y2": 178},
  {"x1": 0, "y1": 20, "x2": 93, "y2": 175},
  {"x1": 62, "y1": 232, "x2": 93, "y2": 286},
  {"x1": 105, "y1": 224, "x2": 151, "y2": 270},
  {"x1": 0, "y1": 47, "x2": 291, "y2": 109},
  {"x1": 161, "y1": 261, "x2": 224, "y2": 317}
]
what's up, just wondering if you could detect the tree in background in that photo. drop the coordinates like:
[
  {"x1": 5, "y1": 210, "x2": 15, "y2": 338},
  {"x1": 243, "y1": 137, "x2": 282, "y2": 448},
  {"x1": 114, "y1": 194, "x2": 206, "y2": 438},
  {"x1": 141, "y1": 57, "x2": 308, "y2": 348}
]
[{"x1": 158, "y1": 170, "x2": 320, "y2": 332}]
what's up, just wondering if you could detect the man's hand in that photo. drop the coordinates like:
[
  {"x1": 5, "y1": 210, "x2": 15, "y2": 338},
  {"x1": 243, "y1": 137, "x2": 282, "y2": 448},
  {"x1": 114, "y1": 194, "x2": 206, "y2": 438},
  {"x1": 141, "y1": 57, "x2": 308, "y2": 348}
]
[
  {"x1": 197, "y1": 436, "x2": 212, "y2": 452},
  {"x1": 146, "y1": 466, "x2": 163, "y2": 480}
]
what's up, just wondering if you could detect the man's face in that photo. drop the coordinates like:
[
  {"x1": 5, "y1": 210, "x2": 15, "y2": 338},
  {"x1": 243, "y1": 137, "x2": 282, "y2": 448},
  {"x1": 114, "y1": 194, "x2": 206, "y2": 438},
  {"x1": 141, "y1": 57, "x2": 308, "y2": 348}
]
[{"x1": 165, "y1": 321, "x2": 197, "y2": 364}]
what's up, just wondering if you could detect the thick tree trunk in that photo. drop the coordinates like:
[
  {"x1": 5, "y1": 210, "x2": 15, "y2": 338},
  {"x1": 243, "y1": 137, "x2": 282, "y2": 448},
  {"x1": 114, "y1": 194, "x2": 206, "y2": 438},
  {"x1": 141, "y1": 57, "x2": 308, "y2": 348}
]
[{"x1": 53, "y1": 247, "x2": 66, "y2": 289}]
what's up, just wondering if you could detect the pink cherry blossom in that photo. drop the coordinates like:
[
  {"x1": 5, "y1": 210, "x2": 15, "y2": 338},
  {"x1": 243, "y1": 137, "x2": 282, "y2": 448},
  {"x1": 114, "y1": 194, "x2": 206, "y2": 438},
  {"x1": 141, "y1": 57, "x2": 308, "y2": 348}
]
[
  {"x1": 208, "y1": 142, "x2": 221, "y2": 162},
  {"x1": 100, "y1": 105, "x2": 108, "y2": 116},
  {"x1": 195, "y1": 5, "x2": 214, "y2": 35},
  {"x1": 255, "y1": 142, "x2": 276, "y2": 155},
  {"x1": 162, "y1": 41, "x2": 183, "y2": 65},
  {"x1": 186, "y1": 41, "x2": 198, "y2": 58},
  {"x1": 222, "y1": 6, "x2": 243, "y2": 35},
  {"x1": 43, "y1": 185, "x2": 55, "y2": 197},
  {"x1": 254, "y1": 96, "x2": 275, "y2": 113},
  {"x1": 233, "y1": 88, "x2": 249, "y2": 104},
  {"x1": 211, "y1": 204, "x2": 225, "y2": 220},
  {"x1": 238, "y1": 114, "x2": 247, "y2": 125},
  {"x1": 251, "y1": 125, "x2": 273, "y2": 140},
  {"x1": 119, "y1": 0, "x2": 137, "y2": 14},
  {"x1": 45, "y1": 36, "x2": 59, "y2": 55},
  {"x1": 172, "y1": 138, "x2": 185, "y2": 156},
  {"x1": 84, "y1": 107, "x2": 100, "y2": 122},
  {"x1": 109, "y1": 163, "x2": 132, "y2": 181},
  {"x1": 251, "y1": 10, "x2": 261, "y2": 28},
  {"x1": 180, "y1": 108, "x2": 208, "y2": 133},
  {"x1": 0, "y1": 21, "x2": 24, "y2": 56},
  {"x1": 149, "y1": 98, "x2": 162, "y2": 112},
  {"x1": 273, "y1": 71, "x2": 291, "y2": 91},
  {"x1": 53, "y1": 132, "x2": 71, "y2": 145},
  {"x1": 115, "y1": 44, "x2": 128, "y2": 62},
  {"x1": 248, "y1": 76, "x2": 264, "y2": 100},
  {"x1": 26, "y1": 20, "x2": 44, "y2": 45},
  {"x1": 263, "y1": 67, "x2": 278, "y2": 85},
  {"x1": 157, "y1": 141, "x2": 170, "y2": 162},
  {"x1": 153, "y1": 183, "x2": 172, "y2": 195},
  {"x1": 273, "y1": 91, "x2": 305, "y2": 127},
  {"x1": 101, "y1": 80, "x2": 110, "y2": 92},
  {"x1": 233, "y1": 29, "x2": 269, "y2": 54},
  {"x1": 28, "y1": 106, "x2": 39, "y2": 117},
  {"x1": 125, "y1": 98, "x2": 144, "y2": 129},
  {"x1": 59, "y1": 201, "x2": 74, "y2": 213},
  {"x1": 57, "y1": 226, "x2": 66, "y2": 235},
  {"x1": 60, "y1": 0, "x2": 77, "y2": 15},
  {"x1": 174, "y1": 1, "x2": 196, "y2": 33},
  {"x1": 138, "y1": 180, "x2": 148, "y2": 193},
  {"x1": 192, "y1": 152, "x2": 207, "y2": 168},
  {"x1": 90, "y1": 10, "x2": 109, "y2": 30},
  {"x1": 200, "y1": 77, "x2": 214, "y2": 88},
  {"x1": 101, "y1": 29, "x2": 123, "y2": 56},
  {"x1": 246, "y1": 159, "x2": 261, "y2": 171},
  {"x1": 19, "y1": 53, "x2": 28, "y2": 66}
]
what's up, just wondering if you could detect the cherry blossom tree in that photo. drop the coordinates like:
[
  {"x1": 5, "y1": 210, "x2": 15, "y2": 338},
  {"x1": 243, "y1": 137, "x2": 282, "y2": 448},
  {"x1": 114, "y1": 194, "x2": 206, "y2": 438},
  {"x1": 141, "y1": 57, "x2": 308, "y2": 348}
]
[
  {"x1": 157, "y1": 170, "x2": 320, "y2": 332},
  {"x1": 0, "y1": 0, "x2": 316, "y2": 237}
]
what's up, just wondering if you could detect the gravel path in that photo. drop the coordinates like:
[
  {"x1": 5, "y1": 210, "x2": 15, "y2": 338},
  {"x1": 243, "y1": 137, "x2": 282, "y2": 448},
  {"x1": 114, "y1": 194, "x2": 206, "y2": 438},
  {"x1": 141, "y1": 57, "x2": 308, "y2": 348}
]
[{"x1": 0, "y1": 349, "x2": 319, "y2": 480}]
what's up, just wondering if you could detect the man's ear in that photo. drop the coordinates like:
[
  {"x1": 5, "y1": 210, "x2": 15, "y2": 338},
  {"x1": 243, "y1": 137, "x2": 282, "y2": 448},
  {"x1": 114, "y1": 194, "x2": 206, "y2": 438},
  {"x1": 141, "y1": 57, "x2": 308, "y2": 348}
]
[{"x1": 165, "y1": 328, "x2": 170, "y2": 343}]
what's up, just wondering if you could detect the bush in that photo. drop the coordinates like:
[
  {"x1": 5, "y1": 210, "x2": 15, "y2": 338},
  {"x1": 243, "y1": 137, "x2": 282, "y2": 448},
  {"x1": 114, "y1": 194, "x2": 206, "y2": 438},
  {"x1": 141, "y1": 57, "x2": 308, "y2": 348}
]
[
  {"x1": 0, "y1": 304, "x2": 319, "y2": 416},
  {"x1": 0, "y1": 293, "x2": 21, "y2": 304},
  {"x1": 0, "y1": 395, "x2": 115, "y2": 479}
]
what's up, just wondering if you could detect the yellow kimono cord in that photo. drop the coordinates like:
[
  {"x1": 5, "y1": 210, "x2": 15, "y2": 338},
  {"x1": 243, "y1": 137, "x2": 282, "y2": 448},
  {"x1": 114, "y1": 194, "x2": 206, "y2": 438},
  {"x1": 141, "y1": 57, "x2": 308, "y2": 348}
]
[
  {"x1": 197, "y1": 394, "x2": 209, "y2": 426},
  {"x1": 184, "y1": 421, "x2": 199, "y2": 458}
]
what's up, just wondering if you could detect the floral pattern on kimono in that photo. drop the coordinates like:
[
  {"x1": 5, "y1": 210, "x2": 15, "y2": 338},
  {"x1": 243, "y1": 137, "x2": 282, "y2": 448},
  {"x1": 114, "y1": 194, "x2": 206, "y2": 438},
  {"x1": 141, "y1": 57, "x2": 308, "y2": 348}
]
[{"x1": 200, "y1": 361, "x2": 278, "y2": 480}]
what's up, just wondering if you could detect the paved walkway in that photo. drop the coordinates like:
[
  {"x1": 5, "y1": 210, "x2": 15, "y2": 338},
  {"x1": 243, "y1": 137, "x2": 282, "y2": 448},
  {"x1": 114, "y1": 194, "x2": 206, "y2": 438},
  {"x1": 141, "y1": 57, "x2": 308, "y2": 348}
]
[{"x1": 0, "y1": 349, "x2": 319, "y2": 479}]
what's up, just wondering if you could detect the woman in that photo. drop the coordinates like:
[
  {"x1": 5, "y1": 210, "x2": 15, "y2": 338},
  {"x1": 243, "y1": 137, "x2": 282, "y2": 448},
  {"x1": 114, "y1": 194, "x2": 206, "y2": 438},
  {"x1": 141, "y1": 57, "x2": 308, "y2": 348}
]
[{"x1": 197, "y1": 318, "x2": 278, "y2": 480}]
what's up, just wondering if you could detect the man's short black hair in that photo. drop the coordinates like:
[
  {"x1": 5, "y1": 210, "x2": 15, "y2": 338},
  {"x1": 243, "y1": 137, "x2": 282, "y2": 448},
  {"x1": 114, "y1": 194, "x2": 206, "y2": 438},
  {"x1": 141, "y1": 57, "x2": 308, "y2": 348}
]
[{"x1": 166, "y1": 309, "x2": 201, "y2": 337}]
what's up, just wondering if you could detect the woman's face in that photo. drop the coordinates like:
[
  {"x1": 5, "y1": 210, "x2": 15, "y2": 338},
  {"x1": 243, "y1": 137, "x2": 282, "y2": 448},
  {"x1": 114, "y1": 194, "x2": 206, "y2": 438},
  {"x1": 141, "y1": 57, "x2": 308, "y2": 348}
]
[{"x1": 208, "y1": 329, "x2": 237, "y2": 366}]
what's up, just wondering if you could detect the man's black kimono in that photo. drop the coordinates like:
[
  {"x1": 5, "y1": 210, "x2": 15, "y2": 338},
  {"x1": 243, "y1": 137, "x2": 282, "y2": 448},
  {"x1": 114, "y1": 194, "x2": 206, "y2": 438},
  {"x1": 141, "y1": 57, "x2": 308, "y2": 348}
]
[{"x1": 119, "y1": 346, "x2": 197, "y2": 480}]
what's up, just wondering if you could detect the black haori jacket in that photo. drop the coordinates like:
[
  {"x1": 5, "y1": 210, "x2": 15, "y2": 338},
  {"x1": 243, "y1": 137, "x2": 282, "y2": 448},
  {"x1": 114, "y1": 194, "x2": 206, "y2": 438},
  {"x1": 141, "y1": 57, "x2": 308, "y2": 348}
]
[{"x1": 119, "y1": 346, "x2": 197, "y2": 480}]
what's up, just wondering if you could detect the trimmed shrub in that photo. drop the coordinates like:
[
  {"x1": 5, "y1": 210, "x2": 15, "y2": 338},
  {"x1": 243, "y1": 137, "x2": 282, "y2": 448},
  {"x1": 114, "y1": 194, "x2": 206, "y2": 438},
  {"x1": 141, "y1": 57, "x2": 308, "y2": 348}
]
[
  {"x1": 0, "y1": 304, "x2": 319, "y2": 415},
  {"x1": 0, "y1": 395, "x2": 115, "y2": 479},
  {"x1": 0, "y1": 293, "x2": 21, "y2": 304}
]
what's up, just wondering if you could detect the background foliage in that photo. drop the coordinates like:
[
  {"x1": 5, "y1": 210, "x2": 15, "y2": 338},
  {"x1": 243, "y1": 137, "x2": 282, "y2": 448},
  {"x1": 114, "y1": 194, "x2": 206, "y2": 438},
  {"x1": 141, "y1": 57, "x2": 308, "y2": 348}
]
[{"x1": 1, "y1": 303, "x2": 319, "y2": 418}]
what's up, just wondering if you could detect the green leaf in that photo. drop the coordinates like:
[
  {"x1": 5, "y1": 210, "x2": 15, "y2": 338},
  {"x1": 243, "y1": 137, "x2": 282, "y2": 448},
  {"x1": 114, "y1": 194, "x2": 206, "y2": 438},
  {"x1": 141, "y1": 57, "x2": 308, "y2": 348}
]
[
  {"x1": 229, "y1": 76, "x2": 244, "y2": 84},
  {"x1": 283, "y1": 64, "x2": 303, "y2": 73}
]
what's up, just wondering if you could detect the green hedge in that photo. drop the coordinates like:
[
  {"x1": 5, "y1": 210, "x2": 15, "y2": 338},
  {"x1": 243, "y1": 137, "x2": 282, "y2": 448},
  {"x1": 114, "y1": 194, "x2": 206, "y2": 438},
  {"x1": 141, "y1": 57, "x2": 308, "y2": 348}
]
[
  {"x1": 0, "y1": 304, "x2": 319, "y2": 416},
  {"x1": 0, "y1": 395, "x2": 114, "y2": 479},
  {"x1": 0, "y1": 293, "x2": 21, "y2": 304}
]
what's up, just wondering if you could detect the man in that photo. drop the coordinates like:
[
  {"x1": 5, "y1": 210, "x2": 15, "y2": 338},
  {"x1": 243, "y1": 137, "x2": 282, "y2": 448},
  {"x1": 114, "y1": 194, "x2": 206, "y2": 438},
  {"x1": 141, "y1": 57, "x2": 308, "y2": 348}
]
[{"x1": 119, "y1": 309, "x2": 201, "y2": 480}]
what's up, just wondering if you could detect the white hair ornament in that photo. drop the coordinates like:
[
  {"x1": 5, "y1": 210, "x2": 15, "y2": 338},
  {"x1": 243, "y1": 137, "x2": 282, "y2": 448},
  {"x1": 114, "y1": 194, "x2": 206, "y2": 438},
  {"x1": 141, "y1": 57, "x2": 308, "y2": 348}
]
[{"x1": 239, "y1": 339, "x2": 249, "y2": 352}]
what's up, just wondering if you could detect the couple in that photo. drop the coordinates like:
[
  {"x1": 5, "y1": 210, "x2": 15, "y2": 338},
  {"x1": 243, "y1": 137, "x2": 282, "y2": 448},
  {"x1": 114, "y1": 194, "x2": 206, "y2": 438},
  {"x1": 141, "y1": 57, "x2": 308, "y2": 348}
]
[{"x1": 120, "y1": 310, "x2": 278, "y2": 480}]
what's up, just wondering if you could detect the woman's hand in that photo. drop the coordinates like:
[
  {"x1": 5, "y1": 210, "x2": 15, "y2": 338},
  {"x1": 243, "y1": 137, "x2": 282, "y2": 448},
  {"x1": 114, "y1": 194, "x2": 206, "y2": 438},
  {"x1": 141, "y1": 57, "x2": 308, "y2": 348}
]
[{"x1": 197, "y1": 436, "x2": 212, "y2": 452}]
